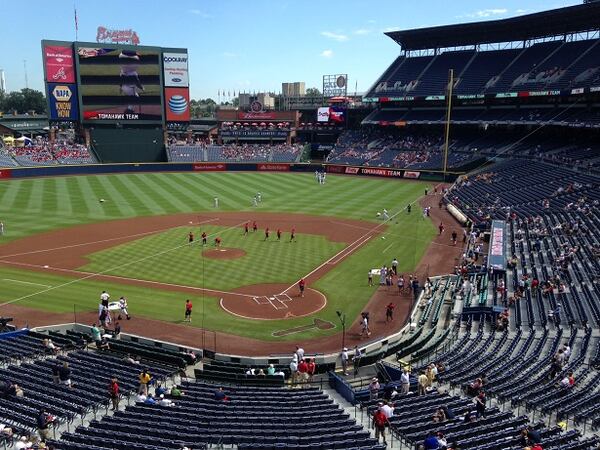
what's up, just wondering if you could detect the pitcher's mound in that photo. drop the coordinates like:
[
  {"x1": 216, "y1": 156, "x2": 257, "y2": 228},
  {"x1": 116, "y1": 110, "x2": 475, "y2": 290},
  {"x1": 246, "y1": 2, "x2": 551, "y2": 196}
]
[{"x1": 202, "y1": 247, "x2": 246, "y2": 260}]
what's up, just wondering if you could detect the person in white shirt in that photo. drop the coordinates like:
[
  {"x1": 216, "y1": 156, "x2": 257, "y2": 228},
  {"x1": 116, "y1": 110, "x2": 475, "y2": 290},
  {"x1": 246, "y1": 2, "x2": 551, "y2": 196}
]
[
  {"x1": 100, "y1": 291, "x2": 110, "y2": 304},
  {"x1": 295, "y1": 346, "x2": 305, "y2": 361},
  {"x1": 118, "y1": 297, "x2": 130, "y2": 320},
  {"x1": 245, "y1": 368, "x2": 255, "y2": 376},
  {"x1": 136, "y1": 393, "x2": 147, "y2": 402},
  {"x1": 289, "y1": 359, "x2": 299, "y2": 385},
  {"x1": 562, "y1": 344, "x2": 571, "y2": 359},
  {"x1": 400, "y1": 368, "x2": 411, "y2": 395},
  {"x1": 15, "y1": 436, "x2": 32, "y2": 449},
  {"x1": 380, "y1": 401, "x2": 394, "y2": 419},
  {"x1": 158, "y1": 394, "x2": 174, "y2": 406},
  {"x1": 341, "y1": 348, "x2": 349, "y2": 375}
]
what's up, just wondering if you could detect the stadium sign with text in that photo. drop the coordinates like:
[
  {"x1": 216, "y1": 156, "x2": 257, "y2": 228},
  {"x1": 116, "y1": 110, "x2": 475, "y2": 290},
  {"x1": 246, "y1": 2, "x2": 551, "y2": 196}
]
[
  {"x1": 47, "y1": 83, "x2": 79, "y2": 121},
  {"x1": 43, "y1": 45, "x2": 75, "y2": 83},
  {"x1": 163, "y1": 52, "x2": 189, "y2": 87},
  {"x1": 323, "y1": 74, "x2": 348, "y2": 98},
  {"x1": 96, "y1": 27, "x2": 140, "y2": 45}
]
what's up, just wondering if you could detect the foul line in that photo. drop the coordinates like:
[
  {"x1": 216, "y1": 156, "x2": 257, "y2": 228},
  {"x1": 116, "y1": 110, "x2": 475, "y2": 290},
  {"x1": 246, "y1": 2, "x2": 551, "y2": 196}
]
[
  {"x1": 0, "y1": 218, "x2": 220, "y2": 259},
  {"x1": 279, "y1": 182, "x2": 445, "y2": 296},
  {"x1": 0, "y1": 220, "x2": 250, "y2": 307},
  {"x1": 3, "y1": 278, "x2": 52, "y2": 288}
]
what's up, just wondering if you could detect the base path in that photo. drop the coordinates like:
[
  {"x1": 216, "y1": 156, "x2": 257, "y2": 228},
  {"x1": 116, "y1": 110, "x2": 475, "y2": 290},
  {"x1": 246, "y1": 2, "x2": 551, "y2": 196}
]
[{"x1": 0, "y1": 191, "x2": 462, "y2": 355}]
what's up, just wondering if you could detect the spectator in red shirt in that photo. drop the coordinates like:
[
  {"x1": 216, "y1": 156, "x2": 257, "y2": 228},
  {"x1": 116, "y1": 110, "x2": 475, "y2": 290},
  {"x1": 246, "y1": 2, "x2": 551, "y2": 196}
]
[
  {"x1": 307, "y1": 358, "x2": 316, "y2": 382},
  {"x1": 298, "y1": 359, "x2": 309, "y2": 384},
  {"x1": 109, "y1": 378, "x2": 120, "y2": 411}
]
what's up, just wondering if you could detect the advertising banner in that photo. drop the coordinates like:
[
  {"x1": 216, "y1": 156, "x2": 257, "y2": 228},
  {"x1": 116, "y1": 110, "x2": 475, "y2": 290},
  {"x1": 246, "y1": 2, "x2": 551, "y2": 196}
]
[
  {"x1": 326, "y1": 165, "x2": 345, "y2": 174},
  {"x1": 489, "y1": 220, "x2": 506, "y2": 271},
  {"x1": 221, "y1": 130, "x2": 287, "y2": 138},
  {"x1": 44, "y1": 45, "x2": 75, "y2": 83},
  {"x1": 193, "y1": 163, "x2": 226, "y2": 171},
  {"x1": 163, "y1": 52, "x2": 189, "y2": 87},
  {"x1": 317, "y1": 107, "x2": 330, "y2": 122},
  {"x1": 257, "y1": 163, "x2": 290, "y2": 172},
  {"x1": 403, "y1": 171, "x2": 421, "y2": 179},
  {"x1": 47, "y1": 83, "x2": 79, "y2": 120},
  {"x1": 0, "y1": 169, "x2": 12, "y2": 179},
  {"x1": 237, "y1": 111, "x2": 277, "y2": 120},
  {"x1": 360, "y1": 167, "x2": 403, "y2": 177},
  {"x1": 165, "y1": 87, "x2": 191, "y2": 122}
]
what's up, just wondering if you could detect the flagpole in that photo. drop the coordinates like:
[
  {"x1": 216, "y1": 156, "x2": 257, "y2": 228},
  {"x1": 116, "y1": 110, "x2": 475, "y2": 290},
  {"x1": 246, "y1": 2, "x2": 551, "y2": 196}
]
[{"x1": 74, "y1": 4, "x2": 79, "y2": 41}]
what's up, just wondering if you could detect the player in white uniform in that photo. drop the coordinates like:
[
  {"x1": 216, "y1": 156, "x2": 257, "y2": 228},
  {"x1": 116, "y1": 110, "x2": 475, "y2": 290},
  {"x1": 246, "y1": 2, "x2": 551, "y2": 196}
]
[
  {"x1": 214, "y1": 197, "x2": 219, "y2": 208},
  {"x1": 118, "y1": 297, "x2": 131, "y2": 320}
]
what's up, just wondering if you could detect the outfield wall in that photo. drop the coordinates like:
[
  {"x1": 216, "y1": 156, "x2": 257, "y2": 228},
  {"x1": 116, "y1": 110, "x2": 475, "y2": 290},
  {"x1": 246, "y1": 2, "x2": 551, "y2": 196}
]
[{"x1": 0, "y1": 162, "x2": 460, "y2": 182}]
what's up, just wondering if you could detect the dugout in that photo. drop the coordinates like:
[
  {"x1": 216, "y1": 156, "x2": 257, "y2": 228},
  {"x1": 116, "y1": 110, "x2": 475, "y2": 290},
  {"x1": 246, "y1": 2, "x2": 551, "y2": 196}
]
[{"x1": 87, "y1": 126, "x2": 166, "y2": 163}]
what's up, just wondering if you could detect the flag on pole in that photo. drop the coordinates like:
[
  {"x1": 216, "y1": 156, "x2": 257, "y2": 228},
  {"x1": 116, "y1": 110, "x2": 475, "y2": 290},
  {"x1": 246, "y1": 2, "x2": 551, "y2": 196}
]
[{"x1": 74, "y1": 5, "x2": 79, "y2": 40}]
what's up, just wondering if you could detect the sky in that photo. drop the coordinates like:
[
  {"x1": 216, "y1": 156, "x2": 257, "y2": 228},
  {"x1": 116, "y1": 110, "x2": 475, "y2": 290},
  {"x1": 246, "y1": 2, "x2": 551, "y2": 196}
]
[{"x1": 0, "y1": 0, "x2": 582, "y2": 100}]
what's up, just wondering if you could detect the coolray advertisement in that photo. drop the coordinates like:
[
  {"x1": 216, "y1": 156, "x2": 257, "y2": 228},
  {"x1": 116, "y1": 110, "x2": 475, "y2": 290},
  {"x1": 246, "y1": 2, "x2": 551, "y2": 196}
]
[
  {"x1": 164, "y1": 87, "x2": 190, "y2": 122},
  {"x1": 77, "y1": 46, "x2": 163, "y2": 121},
  {"x1": 163, "y1": 52, "x2": 189, "y2": 87},
  {"x1": 317, "y1": 106, "x2": 345, "y2": 124},
  {"x1": 44, "y1": 45, "x2": 75, "y2": 83},
  {"x1": 47, "y1": 83, "x2": 79, "y2": 120}
]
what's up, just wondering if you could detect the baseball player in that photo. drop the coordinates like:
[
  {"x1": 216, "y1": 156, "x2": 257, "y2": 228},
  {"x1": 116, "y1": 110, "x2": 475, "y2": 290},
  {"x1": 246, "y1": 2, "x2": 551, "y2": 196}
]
[
  {"x1": 264, "y1": 227, "x2": 270, "y2": 241},
  {"x1": 298, "y1": 279, "x2": 306, "y2": 297},
  {"x1": 184, "y1": 299, "x2": 192, "y2": 322},
  {"x1": 201, "y1": 232, "x2": 207, "y2": 245},
  {"x1": 244, "y1": 222, "x2": 249, "y2": 236},
  {"x1": 253, "y1": 221, "x2": 258, "y2": 233},
  {"x1": 188, "y1": 232, "x2": 194, "y2": 245},
  {"x1": 257, "y1": 192, "x2": 262, "y2": 203},
  {"x1": 118, "y1": 296, "x2": 131, "y2": 320},
  {"x1": 214, "y1": 236, "x2": 222, "y2": 247},
  {"x1": 290, "y1": 227, "x2": 296, "y2": 242},
  {"x1": 214, "y1": 197, "x2": 219, "y2": 208},
  {"x1": 277, "y1": 228, "x2": 282, "y2": 241}
]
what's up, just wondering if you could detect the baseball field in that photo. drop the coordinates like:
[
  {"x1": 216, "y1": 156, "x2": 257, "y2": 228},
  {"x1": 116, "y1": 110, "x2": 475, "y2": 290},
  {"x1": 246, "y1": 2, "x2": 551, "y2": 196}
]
[{"x1": 0, "y1": 172, "x2": 439, "y2": 347}]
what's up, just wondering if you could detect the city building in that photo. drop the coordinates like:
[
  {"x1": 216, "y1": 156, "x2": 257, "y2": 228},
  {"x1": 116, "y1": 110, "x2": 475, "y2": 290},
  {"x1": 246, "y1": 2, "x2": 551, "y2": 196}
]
[{"x1": 282, "y1": 82, "x2": 305, "y2": 97}]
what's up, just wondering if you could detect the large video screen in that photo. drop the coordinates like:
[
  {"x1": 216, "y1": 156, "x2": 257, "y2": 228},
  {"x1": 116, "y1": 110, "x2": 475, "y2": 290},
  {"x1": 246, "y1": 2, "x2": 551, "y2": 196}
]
[
  {"x1": 317, "y1": 106, "x2": 346, "y2": 124},
  {"x1": 77, "y1": 46, "x2": 163, "y2": 121}
]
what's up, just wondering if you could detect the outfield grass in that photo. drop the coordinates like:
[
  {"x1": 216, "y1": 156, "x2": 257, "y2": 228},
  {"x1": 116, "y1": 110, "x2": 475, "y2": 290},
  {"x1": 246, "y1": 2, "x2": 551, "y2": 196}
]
[{"x1": 0, "y1": 172, "x2": 436, "y2": 340}]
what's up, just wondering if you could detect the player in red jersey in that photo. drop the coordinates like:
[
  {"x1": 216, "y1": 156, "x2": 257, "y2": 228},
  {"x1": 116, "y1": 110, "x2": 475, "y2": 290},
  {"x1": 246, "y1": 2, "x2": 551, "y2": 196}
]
[
  {"x1": 277, "y1": 228, "x2": 282, "y2": 241},
  {"x1": 290, "y1": 227, "x2": 296, "y2": 242},
  {"x1": 264, "y1": 227, "x2": 270, "y2": 241},
  {"x1": 252, "y1": 221, "x2": 258, "y2": 232},
  {"x1": 244, "y1": 222, "x2": 249, "y2": 236},
  {"x1": 201, "y1": 232, "x2": 207, "y2": 245}
]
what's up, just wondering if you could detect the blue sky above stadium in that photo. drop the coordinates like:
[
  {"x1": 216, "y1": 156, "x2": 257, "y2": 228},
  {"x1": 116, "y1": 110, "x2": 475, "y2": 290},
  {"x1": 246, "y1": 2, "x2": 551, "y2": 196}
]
[{"x1": 1, "y1": 0, "x2": 581, "y2": 99}]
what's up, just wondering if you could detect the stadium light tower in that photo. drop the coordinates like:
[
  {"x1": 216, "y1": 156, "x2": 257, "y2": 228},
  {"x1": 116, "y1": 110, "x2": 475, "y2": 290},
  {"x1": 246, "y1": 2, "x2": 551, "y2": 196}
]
[
  {"x1": 443, "y1": 69, "x2": 455, "y2": 179},
  {"x1": 336, "y1": 310, "x2": 346, "y2": 351}
]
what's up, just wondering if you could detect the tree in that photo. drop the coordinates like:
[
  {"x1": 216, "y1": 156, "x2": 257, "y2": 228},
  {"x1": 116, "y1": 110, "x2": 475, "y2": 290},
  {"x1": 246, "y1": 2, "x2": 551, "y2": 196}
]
[
  {"x1": 306, "y1": 87, "x2": 321, "y2": 97},
  {"x1": 0, "y1": 88, "x2": 46, "y2": 114}
]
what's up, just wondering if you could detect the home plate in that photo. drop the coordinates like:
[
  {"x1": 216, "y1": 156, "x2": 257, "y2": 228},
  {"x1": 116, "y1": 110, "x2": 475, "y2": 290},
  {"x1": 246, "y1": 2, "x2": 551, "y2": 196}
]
[{"x1": 43, "y1": 265, "x2": 49, "y2": 268}]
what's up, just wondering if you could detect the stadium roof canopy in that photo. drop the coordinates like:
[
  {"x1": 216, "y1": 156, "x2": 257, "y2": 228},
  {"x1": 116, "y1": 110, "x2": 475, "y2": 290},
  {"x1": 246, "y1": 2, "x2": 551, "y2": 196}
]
[{"x1": 385, "y1": 2, "x2": 600, "y2": 51}]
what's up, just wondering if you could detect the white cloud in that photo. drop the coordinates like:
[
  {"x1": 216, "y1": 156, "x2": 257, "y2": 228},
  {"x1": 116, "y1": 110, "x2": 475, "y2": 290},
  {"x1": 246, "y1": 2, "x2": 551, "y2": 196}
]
[
  {"x1": 382, "y1": 27, "x2": 399, "y2": 33},
  {"x1": 222, "y1": 52, "x2": 238, "y2": 58},
  {"x1": 189, "y1": 9, "x2": 212, "y2": 18},
  {"x1": 320, "y1": 49, "x2": 334, "y2": 58},
  {"x1": 463, "y1": 8, "x2": 508, "y2": 18},
  {"x1": 367, "y1": 19, "x2": 376, "y2": 24},
  {"x1": 354, "y1": 29, "x2": 371, "y2": 35},
  {"x1": 320, "y1": 31, "x2": 348, "y2": 42}
]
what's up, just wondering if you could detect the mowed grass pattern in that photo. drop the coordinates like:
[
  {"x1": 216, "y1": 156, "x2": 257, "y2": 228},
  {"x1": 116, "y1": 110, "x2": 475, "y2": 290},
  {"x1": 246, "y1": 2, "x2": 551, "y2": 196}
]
[
  {"x1": 0, "y1": 173, "x2": 427, "y2": 241},
  {"x1": 81, "y1": 225, "x2": 345, "y2": 291},
  {"x1": 0, "y1": 172, "x2": 437, "y2": 340}
]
